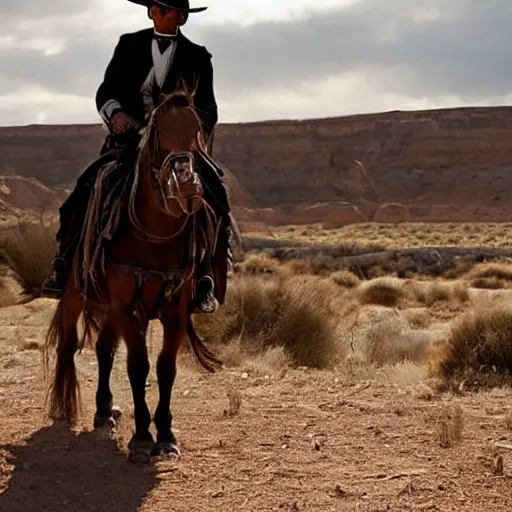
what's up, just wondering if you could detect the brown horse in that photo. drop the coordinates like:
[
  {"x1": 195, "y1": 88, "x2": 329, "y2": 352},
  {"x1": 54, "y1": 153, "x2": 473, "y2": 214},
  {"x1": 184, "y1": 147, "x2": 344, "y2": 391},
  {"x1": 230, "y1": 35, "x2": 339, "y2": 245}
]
[{"x1": 44, "y1": 93, "x2": 221, "y2": 463}]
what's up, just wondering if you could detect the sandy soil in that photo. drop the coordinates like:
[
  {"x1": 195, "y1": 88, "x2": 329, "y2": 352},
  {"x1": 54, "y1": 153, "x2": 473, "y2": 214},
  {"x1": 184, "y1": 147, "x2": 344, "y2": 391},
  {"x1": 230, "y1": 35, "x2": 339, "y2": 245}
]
[{"x1": 1, "y1": 299, "x2": 512, "y2": 512}]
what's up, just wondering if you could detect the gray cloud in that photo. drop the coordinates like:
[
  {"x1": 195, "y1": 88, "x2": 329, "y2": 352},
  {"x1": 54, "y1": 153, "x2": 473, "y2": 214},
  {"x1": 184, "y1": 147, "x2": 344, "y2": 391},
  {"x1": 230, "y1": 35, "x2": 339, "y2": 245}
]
[
  {"x1": 0, "y1": 37, "x2": 113, "y2": 97},
  {"x1": 0, "y1": 0, "x2": 95, "y2": 19},
  {"x1": 201, "y1": 0, "x2": 512, "y2": 100},
  {"x1": 1, "y1": 0, "x2": 512, "y2": 124}
]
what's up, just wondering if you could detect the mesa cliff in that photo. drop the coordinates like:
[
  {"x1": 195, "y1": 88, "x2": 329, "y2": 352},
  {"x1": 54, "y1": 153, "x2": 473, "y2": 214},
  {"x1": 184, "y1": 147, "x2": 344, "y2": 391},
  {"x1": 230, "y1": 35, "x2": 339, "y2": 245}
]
[{"x1": 2, "y1": 105, "x2": 512, "y2": 224}]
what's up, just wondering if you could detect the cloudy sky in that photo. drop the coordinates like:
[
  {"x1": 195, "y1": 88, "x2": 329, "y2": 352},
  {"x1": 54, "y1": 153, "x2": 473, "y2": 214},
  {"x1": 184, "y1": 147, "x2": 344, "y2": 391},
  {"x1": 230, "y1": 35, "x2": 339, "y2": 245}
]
[{"x1": 0, "y1": 0, "x2": 510, "y2": 126}]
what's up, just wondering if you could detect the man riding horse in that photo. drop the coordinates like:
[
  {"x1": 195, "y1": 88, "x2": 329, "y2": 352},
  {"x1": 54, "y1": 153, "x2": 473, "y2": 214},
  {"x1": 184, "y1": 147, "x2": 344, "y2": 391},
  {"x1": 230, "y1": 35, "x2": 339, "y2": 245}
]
[{"x1": 42, "y1": 0, "x2": 231, "y2": 313}]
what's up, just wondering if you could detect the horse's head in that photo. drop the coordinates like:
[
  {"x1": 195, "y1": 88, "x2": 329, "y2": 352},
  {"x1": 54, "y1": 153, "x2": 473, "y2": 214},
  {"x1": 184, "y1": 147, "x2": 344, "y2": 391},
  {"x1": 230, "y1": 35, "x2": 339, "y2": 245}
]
[{"x1": 138, "y1": 92, "x2": 205, "y2": 217}]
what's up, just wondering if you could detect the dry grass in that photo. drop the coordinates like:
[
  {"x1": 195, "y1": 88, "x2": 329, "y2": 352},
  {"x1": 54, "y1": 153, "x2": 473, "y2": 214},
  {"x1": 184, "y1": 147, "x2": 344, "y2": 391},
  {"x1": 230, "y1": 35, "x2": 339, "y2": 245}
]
[
  {"x1": 431, "y1": 305, "x2": 512, "y2": 386},
  {"x1": 468, "y1": 263, "x2": 512, "y2": 290},
  {"x1": 470, "y1": 263, "x2": 512, "y2": 281},
  {"x1": 345, "y1": 305, "x2": 439, "y2": 367},
  {"x1": 0, "y1": 269, "x2": 24, "y2": 308},
  {"x1": 505, "y1": 413, "x2": 512, "y2": 431},
  {"x1": 363, "y1": 319, "x2": 435, "y2": 366},
  {"x1": 404, "y1": 308, "x2": 432, "y2": 329},
  {"x1": 1, "y1": 220, "x2": 56, "y2": 296},
  {"x1": 358, "y1": 278, "x2": 403, "y2": 307},
  {"x1": 405, "y1": 280, "x2": 469, "y2": 307},
  {"x1": 471, "y1": 277, "x2": 506, "y2": 290},
  {"x1": 195, "y1": 273, "x2": 342, "y2": 369},
  {"x1": 0, "y1": 275, "x2": 11, "y2": 308},
  {"x1": 437, "y1": 405, "x2": 464, "y2": 448},
  {"x1": 239, "y1": 252, "x2": 281, "y2": 275},
  {"x1": 331, "y1": 270, "x2": 361, "y2": 288},
  {"x1": 246, "y1": 222, "x2": 512, "y2": 250},
  {"x1": 225, "y1": 389, "x2": 242, "y2": 417}
]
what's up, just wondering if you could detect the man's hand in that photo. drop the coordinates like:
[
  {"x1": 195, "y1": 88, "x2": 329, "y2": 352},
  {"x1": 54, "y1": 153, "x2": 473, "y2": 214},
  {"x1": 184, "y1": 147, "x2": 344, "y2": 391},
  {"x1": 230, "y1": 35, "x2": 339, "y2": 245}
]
[{"x1": 111, "y1": 112, "x2": 139, "y2": 134}]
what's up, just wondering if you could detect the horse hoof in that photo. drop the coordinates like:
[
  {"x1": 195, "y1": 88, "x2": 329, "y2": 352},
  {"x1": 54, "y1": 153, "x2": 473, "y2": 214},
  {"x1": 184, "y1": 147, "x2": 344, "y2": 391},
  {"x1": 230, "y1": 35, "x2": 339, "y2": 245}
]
[
  {"x1": 94, "y1": 406, "x2": 122, "y2": 430},
  {"x1": 94, "y1": 415, "x2": 116, "y2": 429},
  {"x1": 128, "y1": 436, "x2": 155, "y2": 465},
  {"x1": 153, "y1": 442, "x2": 181, "y2": 459}
]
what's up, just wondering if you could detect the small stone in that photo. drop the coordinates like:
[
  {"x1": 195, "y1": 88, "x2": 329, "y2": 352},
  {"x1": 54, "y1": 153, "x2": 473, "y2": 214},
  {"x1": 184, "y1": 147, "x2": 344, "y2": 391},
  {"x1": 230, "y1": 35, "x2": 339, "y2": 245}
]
[
  {"x1": 183, "y1": 390, "x2": 190, "y2": 397},
  {"x1": 241, "y1": 372, "x2": 249, "y2": 379},
  {"x1": 282, "y1": 444, "x2": 288, "y2": 449}
]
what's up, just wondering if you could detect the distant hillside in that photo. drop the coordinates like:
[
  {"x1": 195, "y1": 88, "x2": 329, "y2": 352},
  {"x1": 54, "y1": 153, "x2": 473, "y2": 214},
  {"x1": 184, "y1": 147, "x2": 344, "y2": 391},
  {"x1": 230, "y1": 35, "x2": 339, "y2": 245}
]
[{"x1": 2, "y1": 106, "x2": 512, "y2": 223}]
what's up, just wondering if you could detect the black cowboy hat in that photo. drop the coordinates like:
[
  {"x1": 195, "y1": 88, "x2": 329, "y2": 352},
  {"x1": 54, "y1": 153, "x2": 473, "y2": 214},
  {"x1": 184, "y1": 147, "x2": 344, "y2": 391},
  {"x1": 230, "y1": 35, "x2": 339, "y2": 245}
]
[{"x1": 127, "y1": 0, "x2": 207, "y2": 13}]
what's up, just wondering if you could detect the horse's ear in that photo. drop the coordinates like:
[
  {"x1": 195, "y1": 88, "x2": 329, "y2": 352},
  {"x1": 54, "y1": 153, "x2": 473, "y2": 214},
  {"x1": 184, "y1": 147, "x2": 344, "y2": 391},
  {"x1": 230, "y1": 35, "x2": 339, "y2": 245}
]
[{"x1": 196, "y1": 129, "x2": 205, "y2": 150}]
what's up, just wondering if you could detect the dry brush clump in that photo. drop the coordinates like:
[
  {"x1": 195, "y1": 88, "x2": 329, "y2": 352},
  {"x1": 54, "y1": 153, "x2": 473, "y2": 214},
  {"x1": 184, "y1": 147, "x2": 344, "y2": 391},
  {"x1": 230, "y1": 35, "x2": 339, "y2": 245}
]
[
  {"x1": 431, "y1": 305, "x2": 512, "y2": 386},
  {"x1": 404, "y1": 308, "x2": 432, "y2": 329},
  {"x1": 262, "y1": 222, "x2": 512, "y2": 250},
  {"x1": 194, "y1": 273, "x2": 343, "y2": 369},
  {"x1": 405, "y1": 279, "x2": 469, "y2": 307},
  {"x1": 1, "y1": 220, "x2": 57, "y2": 296},
  {"x1": 357, "y1": 278, "x2": 404, "y2": 308},
  {"x1": 344, "y1": 303, "x2": 439, "y2": 368},
  {"x1": 0, "y1": 269, "x2": 24, "y2": 308},
  {"x1": 331, "y1": 270, "x2": 361, "y2": 289},
  {"x1": 0, "y1": 269, "x2": 11, "y2": 308},
  {"x1": 362, "y1": 316, "x2": 435, "y2": 366},
  {"x1": 468, "y1": 263, "x2": 512, "y2": 290},
  {"x1": 437, "y1": 405, "x2": 464, "y2": 448},
  {"x1": 238, "y1": 252, "x2": 281, "y2": 275}
]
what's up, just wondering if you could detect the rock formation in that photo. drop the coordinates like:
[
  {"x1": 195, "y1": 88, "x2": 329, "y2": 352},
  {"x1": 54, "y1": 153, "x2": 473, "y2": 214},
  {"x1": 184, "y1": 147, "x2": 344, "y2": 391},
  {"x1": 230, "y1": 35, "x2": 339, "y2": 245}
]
[{"x1": 3, "y1": 105, "x2": 512, "y2": 224}]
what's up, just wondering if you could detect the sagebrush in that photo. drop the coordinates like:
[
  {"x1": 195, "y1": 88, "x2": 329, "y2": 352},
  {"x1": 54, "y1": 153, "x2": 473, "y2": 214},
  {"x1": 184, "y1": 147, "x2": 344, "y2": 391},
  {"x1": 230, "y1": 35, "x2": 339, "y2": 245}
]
[{"x1": 195, "y1": 273, "x2": 342, "y2": 369}]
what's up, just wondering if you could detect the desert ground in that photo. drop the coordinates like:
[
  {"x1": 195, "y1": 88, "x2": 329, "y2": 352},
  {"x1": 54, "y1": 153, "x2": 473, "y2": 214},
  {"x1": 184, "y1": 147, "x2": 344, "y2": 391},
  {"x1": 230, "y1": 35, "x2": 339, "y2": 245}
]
[{"x1": 1, "y1": 221, "x2": 512, "y2": 511}]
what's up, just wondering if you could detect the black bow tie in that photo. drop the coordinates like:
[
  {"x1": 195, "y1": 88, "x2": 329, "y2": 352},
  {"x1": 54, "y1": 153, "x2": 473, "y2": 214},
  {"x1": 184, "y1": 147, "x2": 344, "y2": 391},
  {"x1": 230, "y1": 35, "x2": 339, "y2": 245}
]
[
  {"x1": 154, "y1": 34, "x2": 177, "y2": 53},
  {"x1": 156, "y1": 39, "x2": 173, "y2": 53}
]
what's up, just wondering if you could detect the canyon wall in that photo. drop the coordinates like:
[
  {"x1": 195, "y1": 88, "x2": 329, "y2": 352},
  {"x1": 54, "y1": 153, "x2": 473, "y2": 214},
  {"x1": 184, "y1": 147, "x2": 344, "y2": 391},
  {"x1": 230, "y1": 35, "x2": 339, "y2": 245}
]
[{"x1": 2, "y1": 106, "x2": 512, "y2": 223}]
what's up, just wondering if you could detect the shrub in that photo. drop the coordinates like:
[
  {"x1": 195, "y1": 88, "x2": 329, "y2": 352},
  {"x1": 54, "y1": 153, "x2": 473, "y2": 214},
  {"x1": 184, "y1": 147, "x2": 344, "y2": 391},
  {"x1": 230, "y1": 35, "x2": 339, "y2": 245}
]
[
  {"x1": 471, "y1": 277, "x2": 506, "y2": 290},
  {"x1": 194, "y1": 274, "x2": 341, "y2": 369},
  {"x1": 358, "y1": 314, "x2": 434, "y2": 366},
  {"x1": 2, "y1": 220, "x2": 57, "y2": 296},
  {"x1": 470, "y1": 263, "x2": 512, "y2": 282},
  {"x1": 240, "y1": 252, "x2": 281, "y2": 275},
  {"x1": 358, "y1": 278, "x2": 403, "y2": 308},
  {"x1": 432, "y1": 306, "x2": 512, "y2": 385},
  {"x1": 331, "y1": 270, "x2": 360, "y2": 289}
]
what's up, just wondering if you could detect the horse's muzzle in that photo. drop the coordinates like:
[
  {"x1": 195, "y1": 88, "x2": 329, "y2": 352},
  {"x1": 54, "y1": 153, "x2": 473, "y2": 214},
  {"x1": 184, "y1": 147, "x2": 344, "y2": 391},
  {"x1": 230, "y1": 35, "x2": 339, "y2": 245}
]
[{"x1": 155, "y1": 152, "x2": 204, "y2": 216}]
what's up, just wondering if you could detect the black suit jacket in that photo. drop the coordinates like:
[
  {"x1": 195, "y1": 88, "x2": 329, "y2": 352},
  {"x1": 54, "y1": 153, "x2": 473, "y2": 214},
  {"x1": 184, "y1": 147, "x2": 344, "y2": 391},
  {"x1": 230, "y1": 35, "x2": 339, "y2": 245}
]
[{"x1": 96, "y1": 28, "x2": 218, "y2": 139}]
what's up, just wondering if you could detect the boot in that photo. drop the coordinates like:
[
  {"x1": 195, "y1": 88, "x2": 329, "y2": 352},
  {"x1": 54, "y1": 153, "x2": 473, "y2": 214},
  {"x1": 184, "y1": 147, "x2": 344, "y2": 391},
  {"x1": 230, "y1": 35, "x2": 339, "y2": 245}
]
[
  {"x1": 192, "y1": 275, "x2": 219, "y2": 314},
  {"x1": 41, "y1": 256, "x2": 68, "y2": 299}
]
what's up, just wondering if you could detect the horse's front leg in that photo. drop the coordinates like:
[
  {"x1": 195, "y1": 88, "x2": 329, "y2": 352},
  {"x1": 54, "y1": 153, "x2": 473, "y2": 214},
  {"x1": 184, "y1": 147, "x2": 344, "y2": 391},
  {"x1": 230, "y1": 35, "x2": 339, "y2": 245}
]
[
  {"x1": 153, "y1": 313, "x2": 186, "y2": 458},
  {"x1": 120, "y1": 316, "x2": 154, "y2": 463},
  {"x1": 93, "y1": 322, "x2": 121, "y2": 431}
]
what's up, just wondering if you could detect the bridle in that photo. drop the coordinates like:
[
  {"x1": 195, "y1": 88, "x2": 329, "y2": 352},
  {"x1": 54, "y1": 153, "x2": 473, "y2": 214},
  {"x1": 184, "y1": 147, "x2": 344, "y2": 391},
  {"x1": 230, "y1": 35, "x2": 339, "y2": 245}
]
[
  {"x1": 128, "y1": 149, "x2": 204, "y2": 244},
  {"x1": 152, "y1": 151, "x2": 203, "y2": 217}
]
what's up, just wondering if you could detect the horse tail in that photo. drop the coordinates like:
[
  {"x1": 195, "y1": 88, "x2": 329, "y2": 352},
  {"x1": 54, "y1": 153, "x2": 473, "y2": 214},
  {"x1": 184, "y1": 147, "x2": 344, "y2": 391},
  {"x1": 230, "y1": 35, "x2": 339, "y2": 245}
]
[
  {"x1": 44, "y1": 294, "x2": 82, "y2": 425},
  {"x1": 186, "y1": 317, "x2": 222, "y2": 373}
]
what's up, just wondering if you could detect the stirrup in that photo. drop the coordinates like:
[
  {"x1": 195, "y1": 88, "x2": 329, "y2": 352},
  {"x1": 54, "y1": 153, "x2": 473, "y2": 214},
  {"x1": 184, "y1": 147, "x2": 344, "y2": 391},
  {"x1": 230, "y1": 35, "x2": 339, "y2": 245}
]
[
  {"x1": 193, "y1": 276, "x2": 219, "y2": 314},
  {"x1": 40, "y1": 257, "x2": 67, "y2": 299},
  {"x1": 41, "y1": 276, "x2": 65, "y2": 299}
]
